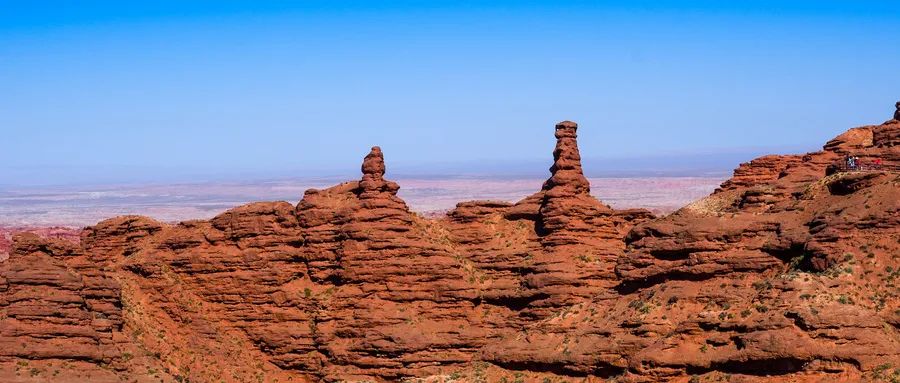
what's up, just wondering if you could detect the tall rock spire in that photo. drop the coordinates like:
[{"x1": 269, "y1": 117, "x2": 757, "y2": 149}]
[
  {"x1": 536, "y1": 120, "x2": 613, "y2": 239},
  {"x1": 894, "y1": 101, "x2": 900, "y2": 121},
  {"x1": 542, "y1": 121, "x2": 590, "y2": 195},
  {"x1": 520, "y1": 120, "x2": 634, "y2": 316}
]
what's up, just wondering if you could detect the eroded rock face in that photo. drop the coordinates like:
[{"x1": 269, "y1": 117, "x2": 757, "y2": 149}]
[
  {"x1": 1, "y1": 110, "x2": 898, "y2": 383},
  {"x1": 0, "y1": 234, "x2": 175, "y2": 382},
  {"x1": 521, "y1": 121, "x2": 643, "y2": 318},
  {"x1": 611, "y1": 110, "x2": 900, "y2": 381},
  {"x1": 0, "y1": 226, "x2": 81, "y2": 262},
  {"x1": 1, "y1": 234, "x2": 118, "y2": 362}
]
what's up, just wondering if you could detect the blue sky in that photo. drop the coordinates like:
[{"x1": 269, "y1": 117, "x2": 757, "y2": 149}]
[{"x1": 2, "y1": 1, "x2": 899, "y2": 185}]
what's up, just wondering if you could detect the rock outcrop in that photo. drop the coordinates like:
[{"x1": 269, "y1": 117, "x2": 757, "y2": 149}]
[
  {"x1": 612, "y1": 105, "x2": 900, "y2": 381},
  {"x1": 519, "y1": 121, "x2": 644, "y2": 318},
  {"x1": 1, "y1": 105, "x2": 899, "y2": 383},
  {"x1": 0, "y1": 226, "x2": 81, "y2": 262}
]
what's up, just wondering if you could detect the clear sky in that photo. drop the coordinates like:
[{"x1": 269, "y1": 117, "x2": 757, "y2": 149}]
[{"x1": 2, "y1": 1, "x2": 899, "y2": 185}]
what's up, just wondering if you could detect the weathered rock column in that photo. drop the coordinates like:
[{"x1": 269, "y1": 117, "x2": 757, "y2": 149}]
[
  {"x1": 359, "y1": 146, "x2": 400, "y2": 199},
  {"x1": 524, "y1": 121, "x2": 631, "y2": 315},
  {"x1": 538, "y1": 120, "x2": 615, "y2": 241},
  {"x1": 543, "y1": 121, "x2": 591, "y2": 195}
]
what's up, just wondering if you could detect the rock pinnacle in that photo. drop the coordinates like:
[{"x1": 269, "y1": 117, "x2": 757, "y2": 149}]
[
  {"x1": 359, "y1": 146, "x2": 399, "y2": 196},
  {"x1": 361, "y1": 146, "x2": 385, "y2": 181},
  {"x1": 542, "y1": 120, "x2": 590, "y2": 194}
]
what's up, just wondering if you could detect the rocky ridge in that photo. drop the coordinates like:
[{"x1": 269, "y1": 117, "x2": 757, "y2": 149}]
[
  {"x1": 1, "y1": 104, "x2": 899, "y2": 382},
  {"x1": 0, "y1": 227, "x2": 81, "y2": 262}
]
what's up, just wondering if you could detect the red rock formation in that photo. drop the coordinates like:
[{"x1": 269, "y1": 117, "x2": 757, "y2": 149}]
[
  {"x1": 518, "y1": 121, "x2": 646, "y2": 318},
  {"x1": 0, "y1": 226, "x2": 81, "y2": 261},
  {"x1": 298, "y1": 147, "x2": 485, "y2": 381},
  {"x1": 1, "y1": 106, "x2": 898, "y2": 383},
  {"x1": 0, "y1": 233, "x2": 173, "y2": 381},
  {"x1": 1, "y1": 234, "x2": 117, "y2": 363},
  {"x1": 611, "y1": 106, "x2": 900, "y2": 381},
  {"x1": 0, "y1": 233, "x2": 8, "y2": 261}
]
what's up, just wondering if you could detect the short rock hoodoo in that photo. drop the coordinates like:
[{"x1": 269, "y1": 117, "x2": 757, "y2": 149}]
[{"x1": 358, "y1": 146, "x2": 400, "y2": 198}]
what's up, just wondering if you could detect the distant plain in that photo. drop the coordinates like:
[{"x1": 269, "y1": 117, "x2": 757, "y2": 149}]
[{"x1": 0, "y1": 176, "x2": 725, "y2": 227}]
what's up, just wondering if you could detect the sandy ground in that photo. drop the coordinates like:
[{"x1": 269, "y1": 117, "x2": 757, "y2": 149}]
[{"x1": 0, "y1": 176, "x2": 725, "y2": 227}]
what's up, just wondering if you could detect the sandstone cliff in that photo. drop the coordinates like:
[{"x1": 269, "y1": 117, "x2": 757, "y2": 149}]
[{"x1": 1, "y1": 104, "x2": 898, "y2": 383}]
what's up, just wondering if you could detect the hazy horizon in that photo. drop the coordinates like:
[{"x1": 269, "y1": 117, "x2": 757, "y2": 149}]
[{"x1": 0, "y1": 143, "x2": 812, "y2": 187}]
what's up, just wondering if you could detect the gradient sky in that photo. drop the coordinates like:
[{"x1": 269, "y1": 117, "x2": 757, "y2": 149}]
[{"x1": 2, "y1": 1, "x2": 899, "y2": 185}]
